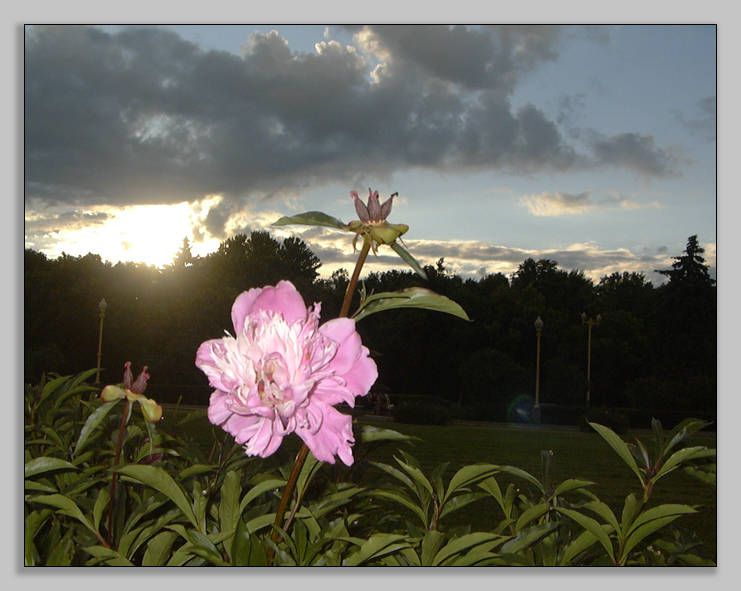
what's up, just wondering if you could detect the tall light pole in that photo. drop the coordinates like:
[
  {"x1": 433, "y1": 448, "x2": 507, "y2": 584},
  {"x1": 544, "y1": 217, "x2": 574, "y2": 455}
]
[
  {"x1": 533, "y1": 316, "x2": 544, "y2": 424},
  {"x1": 581, "y1": 312, "x2": 601, "y2": 407},
  {"x1": 95, "y1": 298, "x2": 108, "y2": 385}
]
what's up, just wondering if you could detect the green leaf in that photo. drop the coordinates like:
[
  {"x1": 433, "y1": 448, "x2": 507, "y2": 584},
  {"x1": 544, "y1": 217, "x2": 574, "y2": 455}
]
[
  {"x1": 438, "y1": 492, "x2": 487, "y2": 521},
  {"x1": 420, "y1": 530, "x2": 446, "y2": 566},
  {"x1": 443, "y1": 464, "x2": 500, "y2": 502},
  {"x1": 552, "y1": 479, "x2": 595, "y2": 497},
  {"x1": 370, "y1": 489, "x2": 428, "y2": 528},
  {"x1": 389, "y1": 241, "x2": 428, "y2": 280},
  {"x1": 25, "y1": 457, "x2": 78, "y2": 478},
  {"x1": 683, "y1": 464, "x2": 716, "y2": 488},
  {"x1": 219, "y1": 470, "x2": 241, "y2": 539},
  {"x1": 83, "y1": 545, "x2": 135, "y2": 566},
  {"x1": 620, "y1": 493, "x2": 642, "y2": 537},
  {"x1": 142, "y1": 531, "x2": 178, "y2": 566},
  {"x1": 556, "y1": 507, "x2": 615, "y2": 563},
  {"x1": 360, "y1": 425, "x2": 416, "y2": 444},
  {"x1": 515, "y1": 502, "x2": 550, "y2": 531},
  {"x1": 663, "y1": 418, "x2": 711, "y2": 455},
  {"x1": 654, "y1": 446, "x2": 715, "y2": 482},
  {"x1": 178, "y1": 464, "x2": 215, "y2": 481},
  {"x1": 589, "y1": 422, "x2": 644, "y2": 486},
  {"x1": 232, "y1": 517, "x2": 267, "y2": 566},
  {"x1": 394, "y1": 455, "x2": 434, "y2": 500},
  {"x1": 500, "y1": 522, "x2": 558, "y2": 555},
  {"x1": 272, "y1": 211, "x2": 348, "y2": 231},
  {"x1": 494, "y1": 465, "x2": 545, "y2": 495},
  {"x1": 74, "y1": 400, "x2": 119, "y2": 457},
  {"x1": 239, "y1": 479, "x2": 286, "y2": 513},
  {"x1": 626, "y1": 504, "x2": 696, "y2": 538},
  {"x1": 342, "y1": 533, "x2": 411, "y2": 566},
  {"x1": 559, "y1": 529, "x2": 600, "y2": 565},
  {"x1": 27, "y1": 493, "x2": 96, "y2": 533},
  {"x1": 353, "y1": 287, "x2": 470, "y2": 322},
  {"x1": 113, "y1": 464, "x2": 199, "y2": 531},
  {"x1": 432, "y1": 532, "x2": 502, "y2": 566},
  {"x1": 622, "y1": 513, "x2": 692, "y2": 560},
  {"x1": 584, "y1": 500, "x2": 620, "y2": 534},
  {"x1": 93, "y1": 489, "x2": 110, "y2": 533},
  {"x1": 370, "y1": 461, "x2": 416, "y2": 492}
]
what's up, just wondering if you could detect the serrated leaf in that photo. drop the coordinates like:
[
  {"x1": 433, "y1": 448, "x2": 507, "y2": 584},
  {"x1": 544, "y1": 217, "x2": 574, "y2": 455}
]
[
  {"x1": 353, "y1": 287, "x2": 469, "y2": 322},
  {"x1": 272, "y1": 211, "x2": 348, "y2": 230}
]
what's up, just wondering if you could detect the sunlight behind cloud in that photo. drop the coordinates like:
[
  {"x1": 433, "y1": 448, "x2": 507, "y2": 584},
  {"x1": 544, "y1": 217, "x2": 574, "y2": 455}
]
[{"x1": 33, "y1": 202, "x2": 221, "y2": 268}]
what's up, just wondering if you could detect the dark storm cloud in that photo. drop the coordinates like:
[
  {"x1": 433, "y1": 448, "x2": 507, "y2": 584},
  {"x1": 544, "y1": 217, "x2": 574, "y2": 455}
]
[{"x1": 25, "y1": 24, "x2": 678, "y2": 234}]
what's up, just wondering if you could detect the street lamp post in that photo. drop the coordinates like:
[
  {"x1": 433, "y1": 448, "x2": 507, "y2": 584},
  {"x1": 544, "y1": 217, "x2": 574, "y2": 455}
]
[
  {"x1": 95, "y1": 298, "x2": 108, "y2": 384},
  {"x1": 533, "y1": 316, "x2": 544, "y2": 424},
  {"x1": 581, "y1": 312, "x2": 601, "y2": 407}
]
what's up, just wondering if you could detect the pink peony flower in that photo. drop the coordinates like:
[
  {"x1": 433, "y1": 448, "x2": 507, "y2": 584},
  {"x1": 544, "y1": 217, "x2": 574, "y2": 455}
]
[{"x1": 195, "y1": 280, "x2": 378, "y2": 465}]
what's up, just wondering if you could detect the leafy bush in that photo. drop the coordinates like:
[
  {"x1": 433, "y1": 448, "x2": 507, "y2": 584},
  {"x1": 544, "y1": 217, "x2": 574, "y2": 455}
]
[{"x1": 25, "y1": 369, "x2": 716, "y2": 566}]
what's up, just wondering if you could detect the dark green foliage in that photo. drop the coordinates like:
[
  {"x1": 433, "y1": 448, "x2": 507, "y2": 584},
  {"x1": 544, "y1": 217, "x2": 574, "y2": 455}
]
[
  {"x1": 25, "y1": 234, "x2": 716, "y2": 421},
  {"x1": 24, "y1": 370, "x2": 716, "y2": 566}
]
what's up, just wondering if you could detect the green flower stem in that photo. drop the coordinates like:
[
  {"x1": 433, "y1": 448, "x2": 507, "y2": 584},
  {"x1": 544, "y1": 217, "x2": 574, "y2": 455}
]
[
  {"x1": 106, "y1": 398, "x2": 130, "y2": 548},
  {"x1": 266, "y1": 236, "x2": 371, "y2": 565}
]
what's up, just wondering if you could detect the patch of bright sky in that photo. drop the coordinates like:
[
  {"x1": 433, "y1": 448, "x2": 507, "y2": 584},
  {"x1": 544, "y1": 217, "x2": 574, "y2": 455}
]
[{"x1": 33, "y1": 201, "x2": 222, "y2": 267}]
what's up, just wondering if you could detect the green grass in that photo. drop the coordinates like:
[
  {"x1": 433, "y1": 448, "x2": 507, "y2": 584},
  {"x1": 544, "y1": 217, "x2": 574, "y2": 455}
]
[{"x1": 164, "y1": 408, "x2": 717, "y2": 560}]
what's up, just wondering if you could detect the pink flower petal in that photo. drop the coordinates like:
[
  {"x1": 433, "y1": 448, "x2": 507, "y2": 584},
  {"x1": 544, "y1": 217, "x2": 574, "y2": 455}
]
[
  {"x1": 251, "y1": 280, "x2": 308, "y2": 325},
  {"x1": 320, "y1": 318, "x2": 378, "y2": 395},
  {"x1": 296, "y1": 402, "x2": 355, "y2": 465}
]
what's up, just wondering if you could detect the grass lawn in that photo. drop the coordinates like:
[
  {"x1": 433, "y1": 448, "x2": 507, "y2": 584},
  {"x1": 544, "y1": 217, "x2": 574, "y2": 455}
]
[{"x1": 165, "y1": 408, "x2": 717, "y2": 561}]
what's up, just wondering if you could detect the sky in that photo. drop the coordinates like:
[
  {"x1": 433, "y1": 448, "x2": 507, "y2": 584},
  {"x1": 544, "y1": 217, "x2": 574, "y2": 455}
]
[{"x1": 24, "y1": 24, "x2": 716, "y2": 286}]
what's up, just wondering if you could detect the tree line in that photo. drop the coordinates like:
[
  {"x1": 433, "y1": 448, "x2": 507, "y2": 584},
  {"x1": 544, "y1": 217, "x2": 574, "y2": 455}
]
[{"x1": 24, "y1": 233, "x2": 716, "y2": 420}]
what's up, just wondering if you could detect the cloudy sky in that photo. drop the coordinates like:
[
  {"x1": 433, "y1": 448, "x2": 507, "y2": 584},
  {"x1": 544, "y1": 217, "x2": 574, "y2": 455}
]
[{"x1": 24, "y1": 24, "x2": 717, "y2": 284}]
